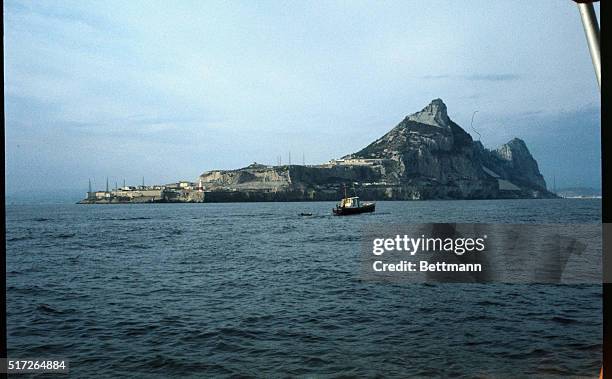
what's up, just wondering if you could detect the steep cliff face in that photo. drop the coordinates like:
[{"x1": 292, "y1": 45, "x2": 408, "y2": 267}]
[
  {"x1": 490, "y1": 138, "x2": 546, "y2": 189},
  {"x1": 351, "y1": 99, "x2": 482, "y2": 185},
  {"x1": 347, "y1": 99, "x2": 549, "y2": 198},
  {"x1": 198, "y1": 99, "x2": 554, "y2": 200},
  {"x1": 199, "y1": 165, "x2": 291, "y2": 191}
]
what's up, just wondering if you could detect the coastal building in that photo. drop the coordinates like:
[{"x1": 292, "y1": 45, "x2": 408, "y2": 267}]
[
  {"x1": 92, "y1": 191, "x2": 111, "y2": 200},
  {"x1": 113, "y1": 188, "x2": 164, "y2": 199}
]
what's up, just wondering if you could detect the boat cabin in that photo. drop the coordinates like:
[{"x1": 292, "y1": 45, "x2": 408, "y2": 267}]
[
  {"x1": 339, "y1": 196, "x2": 361, "y2": 208},
  {"x1": 333, "y1": 193, "x2": 375, "y2": 215}
]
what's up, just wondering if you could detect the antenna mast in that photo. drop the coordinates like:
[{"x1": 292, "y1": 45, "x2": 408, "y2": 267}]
[{"x1": 470, "y1": 111, "x2": 481, "y2": 140}]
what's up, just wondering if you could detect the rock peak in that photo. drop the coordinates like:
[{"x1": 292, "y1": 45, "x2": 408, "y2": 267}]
[
  {"x1": 407, "y1": 98, "x2": 450, "y2": 127},
  {"x1": 506, "y1": 137, "x2": 528, "y2": 148}
]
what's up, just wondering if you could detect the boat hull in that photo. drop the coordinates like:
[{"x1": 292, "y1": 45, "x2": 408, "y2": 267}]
[{"x1": 332, "y1": 203, "x2": 375, "y2": 216}]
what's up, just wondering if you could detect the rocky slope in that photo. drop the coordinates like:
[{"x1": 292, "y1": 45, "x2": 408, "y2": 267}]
[{"x1": 198, "y1": 99, "x2": 555, "y2": 201}]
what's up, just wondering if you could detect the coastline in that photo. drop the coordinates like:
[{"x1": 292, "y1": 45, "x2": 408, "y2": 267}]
[{"x1": 77, "y1": 187, "x2": 559, "y2": 204}]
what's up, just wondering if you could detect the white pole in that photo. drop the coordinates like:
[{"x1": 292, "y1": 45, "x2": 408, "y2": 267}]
[{"x1": 576, "y1": 2, "x2": 601, "y2": 89}]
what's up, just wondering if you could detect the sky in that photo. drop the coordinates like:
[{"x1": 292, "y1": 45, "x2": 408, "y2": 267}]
[{"x1": 4, "y1": 0, "x2": 601, "y2": 198}]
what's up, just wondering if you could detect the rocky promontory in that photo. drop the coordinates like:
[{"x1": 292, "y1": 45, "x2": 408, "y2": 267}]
[{"x1": 197, "y1": 99, "x2": 556, "y2": 201}]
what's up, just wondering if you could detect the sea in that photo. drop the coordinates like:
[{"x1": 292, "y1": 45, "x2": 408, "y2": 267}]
[{"x1": 6, "y1": 199, "x2": 602, "y2": 378}]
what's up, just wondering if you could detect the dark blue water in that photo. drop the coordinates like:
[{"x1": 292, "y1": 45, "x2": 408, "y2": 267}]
[{"x1": 7, "y1": 199, "x2": 602, "y2": 377}]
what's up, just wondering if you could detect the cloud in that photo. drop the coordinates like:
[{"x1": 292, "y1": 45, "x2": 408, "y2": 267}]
[
  {"x1": 464, "y1": 74, "x2": 520, "y2": 81},
  {"x1": 422, "y1": 73, "x2": 520, "y2": 82}
]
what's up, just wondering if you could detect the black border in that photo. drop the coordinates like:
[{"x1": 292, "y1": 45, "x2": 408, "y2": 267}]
[
  {"x1": 0, "y1": 2, "x2": 607, "y2": 378},
  {"x1": 602, "y1": 0, "x2": 609, "y2": 374},
  {"x1": 1, "y1": 1, "x2": 7, "y2": 376}
]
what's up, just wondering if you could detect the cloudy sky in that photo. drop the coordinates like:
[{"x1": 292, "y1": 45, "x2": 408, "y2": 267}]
[{"x1": 4, "y1": 0, "x2": 600, "y2": 197}]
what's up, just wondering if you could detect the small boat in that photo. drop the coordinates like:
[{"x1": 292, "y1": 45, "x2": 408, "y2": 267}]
[
  {"x1": 333, "y1": 185, "x2": 375, "y2": 215},
  {"x1": 299, "y1": 212, "x2": 313, "y2": 216},
  {"x1": 333, "y1": 197, "x2": 375, "y2": 215}
]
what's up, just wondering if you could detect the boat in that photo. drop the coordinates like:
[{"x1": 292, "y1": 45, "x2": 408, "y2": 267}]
[
  {"x1": 333, "y1": 197, "x2": 375, "y2": 215},
  {"x1": 333, "y1": 186, "x2": 375, "y2": 216}
]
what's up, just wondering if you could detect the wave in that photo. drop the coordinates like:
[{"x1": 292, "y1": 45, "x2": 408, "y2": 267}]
[
  {"x1": 36, "y1": 303, "x2": 65, "y2": 315},
  {"x1": 7, "y1": 235, "x2": 33, "y2": 242},
  {"x1": 550, "y1": 316, "x2": 578, "y2": 324}
]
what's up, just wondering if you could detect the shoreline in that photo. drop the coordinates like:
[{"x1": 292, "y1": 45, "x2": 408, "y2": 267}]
[{"x1": 75, "y1": 196, "x2": 574, "y2": 205}]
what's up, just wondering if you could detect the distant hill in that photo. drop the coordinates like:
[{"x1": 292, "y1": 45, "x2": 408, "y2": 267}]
[
  {"x1": 197, "y1": 99, "x2": 557, "y2": 201},
  {"x1": 556, "y1": 187, "x2": 601, "y2": 198}
]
